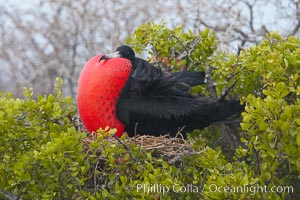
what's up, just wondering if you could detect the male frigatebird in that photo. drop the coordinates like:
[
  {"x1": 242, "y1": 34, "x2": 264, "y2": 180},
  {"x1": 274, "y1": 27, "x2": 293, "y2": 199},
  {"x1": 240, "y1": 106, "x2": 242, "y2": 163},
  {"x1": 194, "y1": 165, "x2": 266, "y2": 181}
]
[{"x1": 77, "y1": 45, "x2": 243, "y2": 137}]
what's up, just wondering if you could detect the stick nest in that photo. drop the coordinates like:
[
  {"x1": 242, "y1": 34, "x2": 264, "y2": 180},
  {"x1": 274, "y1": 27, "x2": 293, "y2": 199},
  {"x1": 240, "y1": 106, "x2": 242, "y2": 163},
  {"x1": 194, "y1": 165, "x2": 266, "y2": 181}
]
[
  {"x1": 82, "y1": 133, "x2": 204, "y2": 166},
  {"x1": 128, "y1": 134, "x2": 200, "y2": 163}
]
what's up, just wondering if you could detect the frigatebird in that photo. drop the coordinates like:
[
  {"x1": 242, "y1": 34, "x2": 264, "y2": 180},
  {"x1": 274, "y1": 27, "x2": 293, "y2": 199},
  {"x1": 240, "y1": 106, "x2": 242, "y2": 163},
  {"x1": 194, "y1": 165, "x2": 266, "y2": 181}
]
[{"x1": 77, "y1": 45, "x2": 243, "y2": 137}]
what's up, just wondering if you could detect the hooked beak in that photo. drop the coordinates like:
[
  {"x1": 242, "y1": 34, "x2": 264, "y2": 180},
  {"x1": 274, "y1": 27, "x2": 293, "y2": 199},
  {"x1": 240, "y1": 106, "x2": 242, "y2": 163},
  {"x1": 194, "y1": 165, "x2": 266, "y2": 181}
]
[{"x1": 99, "y1": 51, "x2": 120, "y2": 62}]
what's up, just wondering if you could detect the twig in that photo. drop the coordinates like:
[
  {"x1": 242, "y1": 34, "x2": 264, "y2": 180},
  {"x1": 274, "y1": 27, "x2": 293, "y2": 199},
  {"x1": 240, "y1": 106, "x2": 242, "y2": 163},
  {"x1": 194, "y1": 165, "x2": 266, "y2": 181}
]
[
  {"x1": 176, "y1": 126, "x2": 186, "y2": 140},
  {"x1": 0, "y1": 189, "x2": 22, "y2": 200},
  {"x1": 94, "y1": 161, "x2": 100, "y2": 194},
  {"x1": 113, "y1": 135, "x2": 138, "y2": 163},
  {"x1": 168, "y1": 155, "x2": 182, "y2": 165},
  {"x1": 134, "y1": 122, "x2": 139, "y2": 137},
  {"x1": 187, "y1": 37, "x2": 201, "y2": 66},
  {"x1": 254, "y1": 148, "x2": 261, "y2": 175},
  {"x1": 172, "y1": 34, "x2": 189, "y2": 56},
  {"x1": 219, "y1": 61, "x2": 245, "y2": 101},
  {"x1": 237, "y1": 45, "x2": 245, "y2": 56},
  {"x1": 145, "y1": 145, "x2": 166, "y2": 150},
  {"x1": 205, "y1": 65, "x2": 218, "y2": 101},
  {"x1": 290, "y1": 0, "x2": 300, "y2": 36},
  {"x1": 174, "y1": 140, "x2": 189, "y2": 153},
  {"x1": 242, "y1": 0, "x2": 256, "y2": 33},
  {"x1": 219, "y1": 78, "x2": 239, "y2": 102},
  {"x1": 172, "y1": 34, "x2": 200, "y2": 66},
  {"x1": 168, "y1": 149, "x2": 206, "y2": 165}
]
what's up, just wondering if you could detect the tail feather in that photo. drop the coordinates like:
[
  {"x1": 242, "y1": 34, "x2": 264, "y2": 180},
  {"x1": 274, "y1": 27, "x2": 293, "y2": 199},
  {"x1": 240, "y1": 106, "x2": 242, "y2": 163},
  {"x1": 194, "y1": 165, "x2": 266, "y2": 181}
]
[
  {"x1": 165, "y1": 71, "x2": 206, "y2": 92},
  {"x1": 169, "y1": 71, "x2": 206, "y2": 86},
  {"x1": 212, "y1": 100, "x2": 244, "y2": 123}
]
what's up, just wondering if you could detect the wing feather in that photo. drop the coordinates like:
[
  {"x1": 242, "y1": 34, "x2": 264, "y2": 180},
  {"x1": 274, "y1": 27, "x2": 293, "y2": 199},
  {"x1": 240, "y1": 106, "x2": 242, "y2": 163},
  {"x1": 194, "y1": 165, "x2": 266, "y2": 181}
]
[{"x1": 116, "y1": 57, "x2": 211, "y2": 135}]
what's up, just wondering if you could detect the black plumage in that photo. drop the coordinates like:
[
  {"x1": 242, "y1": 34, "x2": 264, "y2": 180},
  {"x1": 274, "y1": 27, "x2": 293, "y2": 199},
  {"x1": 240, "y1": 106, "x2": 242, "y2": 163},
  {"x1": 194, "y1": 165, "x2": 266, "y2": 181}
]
[{"x1": 100, "y1": 45, "x2": 243, "y2": 137}]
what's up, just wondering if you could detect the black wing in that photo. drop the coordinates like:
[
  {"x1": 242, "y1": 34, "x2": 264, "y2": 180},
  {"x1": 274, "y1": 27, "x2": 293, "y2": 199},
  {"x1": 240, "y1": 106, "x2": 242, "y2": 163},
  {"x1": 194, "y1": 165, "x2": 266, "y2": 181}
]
[
  {"x1": 117, "y1": 91, "x2": 243, "y2": 137},
  {"x1": 117, "y1": 92, "x2": 218, "y2": 136},
  {"x1": 118, "y1": 57, "x2": 209, "y2": 123},
  {"x1": 133, "y1": 57, "x2": 206, "y2": 89},
  {"x1": 117, "y1": 64, "x2": 215, "y2": 136}
]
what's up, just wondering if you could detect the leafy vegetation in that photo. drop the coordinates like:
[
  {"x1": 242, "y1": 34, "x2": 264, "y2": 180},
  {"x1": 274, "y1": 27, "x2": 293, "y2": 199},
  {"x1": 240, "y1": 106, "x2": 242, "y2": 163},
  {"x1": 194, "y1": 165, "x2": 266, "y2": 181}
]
[{"x1": 1, "y1": 22, "x2": 299, "y2": 199}]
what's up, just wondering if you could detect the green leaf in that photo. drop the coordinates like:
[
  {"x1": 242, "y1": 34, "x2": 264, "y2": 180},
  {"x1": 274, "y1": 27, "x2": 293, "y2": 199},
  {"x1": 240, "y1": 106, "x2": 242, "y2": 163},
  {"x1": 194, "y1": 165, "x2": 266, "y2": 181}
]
[
  {"x1": 258, "y1": 120, "x2": 268, "y2": 131},
  {"x1": 146, "y1": 152, "x2": 152, "y2": 161},
  {"x1": 240, "y1": 137, "x2": 248, "y2": 143},
  {"x1": 281, "y1": 122, "x2": 289, "y2": 132},
  {"x1": 276, "y1": 82, "x2": 286, "y2": 92},
  {"x1": 296, "y1": 134, "x2": 300, "y2": 146},
  {"x1": 240, "y1": 123, "x2": 251, "y2": 130},
  {"x1": 124, "y1": 153, "x2": 130, "y2": 161}
]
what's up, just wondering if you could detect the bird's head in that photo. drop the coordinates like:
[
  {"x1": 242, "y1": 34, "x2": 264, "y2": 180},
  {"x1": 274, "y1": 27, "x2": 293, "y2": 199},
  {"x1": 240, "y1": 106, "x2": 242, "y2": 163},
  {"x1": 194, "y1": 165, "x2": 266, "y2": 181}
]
[{"x1": 99, "y1": 45, "x2": 136, "y2": 68}]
